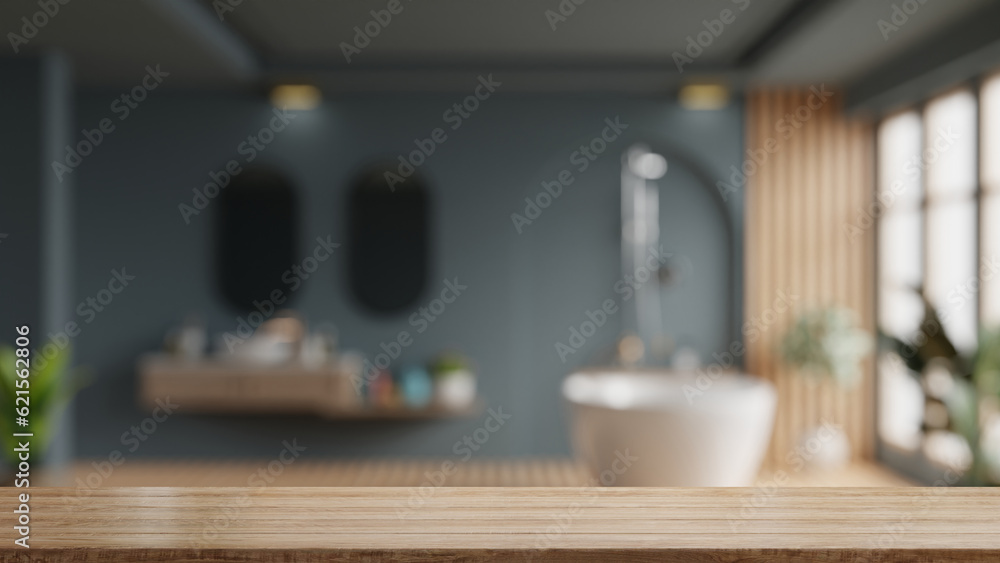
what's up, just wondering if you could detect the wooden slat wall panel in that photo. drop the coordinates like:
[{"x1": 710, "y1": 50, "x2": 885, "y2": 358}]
[{"x1": 745, "y1": 89, "x2": 876, "y2": 467}]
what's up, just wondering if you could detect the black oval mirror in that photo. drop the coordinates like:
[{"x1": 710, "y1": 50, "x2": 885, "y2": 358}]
[
  {"x1": 348, "y1": 165, "x2": 430, "y2": 314},
  {"x1": 215, "y1": 167, "x2": 298, "y2": 313}
]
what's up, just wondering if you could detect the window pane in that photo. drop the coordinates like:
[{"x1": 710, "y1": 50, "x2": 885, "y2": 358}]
[
  {"x1": 983, "y1": 74, "x2": 1000, "y2": 191},
  {"x1": 985, "y1": 193, "x2": 1000, "y2": 328},
  {"x1": 878, "y1": 352, "x2": 924, "y2": 451},
  {"x1": 927, "y1": 199, "x2": 978, "y2": 351},
  {"x1": 878, "y1": 111, "x2": 923, "y2": 210},
  {"x1": 925, "y1": 89, "x2": 977, "y2": 200},
  {"x1": 879, "y1": 209, "x2": 922, "y2": 288},
  {"x1": 879, "y1": 286, "x2": 924, "y2": 341}
]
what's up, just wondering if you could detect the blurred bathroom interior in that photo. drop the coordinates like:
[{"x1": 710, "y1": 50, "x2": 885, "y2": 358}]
[{"x1": 2, "y1": 0, "x2": 1000, "y2": 488}]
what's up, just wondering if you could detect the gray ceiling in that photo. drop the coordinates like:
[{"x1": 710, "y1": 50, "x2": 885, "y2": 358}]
[
  {"x1": 753, "y1": 0, "x2": 991, "y2": 84},
  {"x1": 0, "y1": 0, "x2": 994, "y2": 92},
  {"x1": 222, "y1": 0, "x2": 797, "y2": 65}
]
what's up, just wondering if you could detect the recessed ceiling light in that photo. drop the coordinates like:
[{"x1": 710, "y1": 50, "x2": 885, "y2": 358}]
[
  {"x1": 270, "y1": 84, "x2": 321, "y2": 111},
  {"x1": 679, "y1": 83, "x2": 729, "y2": 111}
]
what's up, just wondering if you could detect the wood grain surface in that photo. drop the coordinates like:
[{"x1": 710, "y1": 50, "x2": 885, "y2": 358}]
[
  {"x1": 1, "y1": 487, "x2": 996, "y2": 561},
  {"x1": 138, "y1": 354, "x2": 484, "y2": 419}
]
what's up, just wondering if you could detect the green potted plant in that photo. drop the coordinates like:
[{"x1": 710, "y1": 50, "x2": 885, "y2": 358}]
[
  {"x1": 880, "y1": 293, "x2": 999, "y2": 486},
  {"x1": 961, "y1": 328, "x2": 1000, "y2": 485},
  {"x1": 0, "y1": 344, "x2": 83, "y2": 484},
  {"x1": 780, "y1": 307, "x2": 873, "y2": 388},
  {"x1": 780, "y1": 307, "x2": 873, "y2": 470}
]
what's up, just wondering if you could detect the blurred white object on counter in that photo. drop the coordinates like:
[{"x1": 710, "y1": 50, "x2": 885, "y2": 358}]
[{"x1": 216, "y1": 312, "x2": 304, "y2": 364}]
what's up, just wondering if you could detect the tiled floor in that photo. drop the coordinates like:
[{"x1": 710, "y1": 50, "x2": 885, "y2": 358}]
[{"x1": 45, "y1": 458, "x2": 915, "y2": 487}]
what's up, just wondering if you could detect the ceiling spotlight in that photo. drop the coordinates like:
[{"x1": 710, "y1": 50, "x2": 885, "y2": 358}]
[
  {"x1": 270, "y1": 84, "x2": 321, "y2": 111},
  {"x1": 678, "y1": 83, "x2": 729, "y2": 111}
]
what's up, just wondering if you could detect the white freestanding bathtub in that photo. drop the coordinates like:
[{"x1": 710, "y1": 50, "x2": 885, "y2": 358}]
[{"x1": 563, "y1": 369, "x2": 777, "y2": 486}]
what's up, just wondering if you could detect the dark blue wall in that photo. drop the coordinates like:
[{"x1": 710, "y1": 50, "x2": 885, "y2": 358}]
[
  {"x1": 0, "y1": 59, "x2": 43, "y2": 335},
  {"x1": 69, "y1": 91, "x2": 743, "y2": 458},
  {"x1": 0, "y1": 55, "x2": 75, "y2": 465}
]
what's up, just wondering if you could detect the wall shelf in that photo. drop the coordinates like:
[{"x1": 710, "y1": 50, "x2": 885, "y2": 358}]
[
  {"x1": 317, "y1": 401, "x2": 485, "y2": 420},
  {"x1": 137, "y1": 354, "x2": 482, "y2": 420}
]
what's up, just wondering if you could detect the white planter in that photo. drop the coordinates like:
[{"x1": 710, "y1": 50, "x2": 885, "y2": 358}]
[{"x1": 435, "y1": 370, "x2": 476, "y2": 409}]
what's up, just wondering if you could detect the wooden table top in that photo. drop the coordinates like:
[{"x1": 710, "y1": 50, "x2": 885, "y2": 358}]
[{"x1": 2, "y1": 487, "x2": 997, "y2": 561}]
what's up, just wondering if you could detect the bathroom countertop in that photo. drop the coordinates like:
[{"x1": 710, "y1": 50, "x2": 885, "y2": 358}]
[{"x1": 3, "y1": 487, "x2": 997, "y2": 561}]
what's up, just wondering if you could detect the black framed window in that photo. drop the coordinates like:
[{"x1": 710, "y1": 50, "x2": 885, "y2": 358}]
[{"x1": 877, "y1": 73, "x2": 1000, "y2": 482}]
